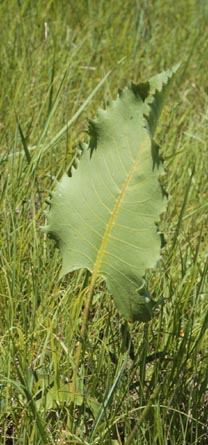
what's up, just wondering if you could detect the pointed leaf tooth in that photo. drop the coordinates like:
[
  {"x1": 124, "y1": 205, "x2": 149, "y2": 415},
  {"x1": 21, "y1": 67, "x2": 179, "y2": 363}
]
[
  {"x1": 88, "y1": 119, "x2": 99, "y2": 154},
  {"x1": 70, "y1": 165, "x2": 76, "y2": 176},
  {"x1": 77, "y1": 144, "x2": 83, "y2": 156}
]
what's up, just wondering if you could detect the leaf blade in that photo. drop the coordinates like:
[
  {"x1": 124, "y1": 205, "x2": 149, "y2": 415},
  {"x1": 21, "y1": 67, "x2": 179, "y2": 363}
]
[{"x1": 46, "y1": 66, "x2": 178, "y2": 322}]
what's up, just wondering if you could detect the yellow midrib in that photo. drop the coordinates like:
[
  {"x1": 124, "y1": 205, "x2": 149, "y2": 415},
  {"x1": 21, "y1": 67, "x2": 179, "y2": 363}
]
[{"x1": 89, "y1": 139, "x2": 148, "y2": 292}]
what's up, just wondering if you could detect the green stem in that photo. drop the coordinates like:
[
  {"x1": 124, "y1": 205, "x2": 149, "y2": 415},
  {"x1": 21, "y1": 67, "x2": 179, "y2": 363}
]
[
  {"x1": 125, "y1": 384, "x2": 160, "y2": 445},
  {"x1": 71, "y1": 273, "x2": 95, "y2": 395}
]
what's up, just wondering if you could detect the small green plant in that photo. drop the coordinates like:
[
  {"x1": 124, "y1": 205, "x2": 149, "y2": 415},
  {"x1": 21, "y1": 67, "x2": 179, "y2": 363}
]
[
  {"x1": 45, "y1": 65, "x2": 179, "y2": 323},
  {"x1": 45, "y1": 65, "x2": 179, "y2": 400}
]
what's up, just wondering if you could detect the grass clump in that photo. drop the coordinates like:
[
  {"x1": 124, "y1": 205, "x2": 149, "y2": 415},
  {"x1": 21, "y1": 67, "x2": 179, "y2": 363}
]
[{"x1": 0, "y1": 1, "x2": 207, "y2": 444}]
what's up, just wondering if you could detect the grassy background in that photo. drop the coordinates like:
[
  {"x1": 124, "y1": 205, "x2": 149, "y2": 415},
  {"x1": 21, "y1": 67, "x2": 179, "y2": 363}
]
[{"x1": 0, "y1": 0, "x2": 207, "y2": 444}]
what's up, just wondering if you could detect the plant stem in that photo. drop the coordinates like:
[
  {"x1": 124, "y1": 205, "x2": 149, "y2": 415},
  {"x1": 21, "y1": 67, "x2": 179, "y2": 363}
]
[
  {"x1": 125, "y1": 384, "x2": 160, "y2": 445},
  {"x1": 71, "y1": 274, "x2": 96, "y2": 395}
]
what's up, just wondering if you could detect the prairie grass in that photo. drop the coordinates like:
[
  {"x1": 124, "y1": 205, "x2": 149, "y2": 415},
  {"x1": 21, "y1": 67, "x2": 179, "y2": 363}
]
[{"x1": 0, "y1": 1, "x2": 207, "y2": 444}]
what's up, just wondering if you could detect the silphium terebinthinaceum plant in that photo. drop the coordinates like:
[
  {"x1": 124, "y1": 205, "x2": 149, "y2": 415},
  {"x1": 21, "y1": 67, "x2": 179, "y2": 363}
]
[{"x1": 44, "y1": 65, "x2": 179, "y2": 323}]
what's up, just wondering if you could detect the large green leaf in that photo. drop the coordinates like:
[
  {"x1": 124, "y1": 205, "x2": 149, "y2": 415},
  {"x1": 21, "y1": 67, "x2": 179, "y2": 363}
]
[{"x1": 45, "y1": 66, "x2": 179, "y2": 322}]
